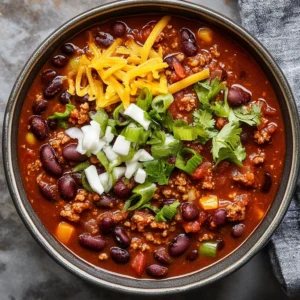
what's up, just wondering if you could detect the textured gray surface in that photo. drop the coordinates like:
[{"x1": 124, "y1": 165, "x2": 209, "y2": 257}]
[{"x1": 0, "y1": 0, "x2": 294, "y2": 299}]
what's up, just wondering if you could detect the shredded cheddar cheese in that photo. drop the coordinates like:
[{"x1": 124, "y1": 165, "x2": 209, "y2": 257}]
[
  {"x1": 66, "y1": 15, "x2": 209, "y2": 108},
  {"x1": 168, "y1": 68, "x2": 210, "y2": 95}
]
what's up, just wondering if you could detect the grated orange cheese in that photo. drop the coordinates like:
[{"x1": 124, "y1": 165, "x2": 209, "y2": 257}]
[{"x1": 67, "y1": 15, "x2": 207, "y2": 108}]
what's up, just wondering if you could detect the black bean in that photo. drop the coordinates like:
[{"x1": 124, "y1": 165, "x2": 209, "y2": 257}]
[
  {"x1": 146, "y1": 264, "x2": 168, "y2": 278},
  {"x1": 29, "y1": 115, "x2": 49, "y2": 140},
  {"x1": 60, "y1": 90, "x2": 72, "y2": 104},
  {"x1": 182, "y1": 41, "x2": 197, "y2": 57},
  {"x1": 32, "y1": 98, "x2": 48, "y2": 115},
  {"x1": 169, "y1": 233, "x2": 191, "y2": 257},
  {"x1": 79, "y1": 233, "x2": 106, "y2": 251},
  {"x1": 181, "y1": 202, "x2": 199, "y2": 221},
  {"x1": 43, "y1": 77, "x2": 63, "y2": 98},
  {"x1": 111, "y1": 22, "x2": 126, "y2": 37},
  {"x1": 95, "y1": 32, "x2": 114, "y2": 48},
  {"x1": 62, "y1": 143, "x2": 87, "y2": 162},
  {"x1": 94, "y1": 194, "x2": 115, "y2": 208},
  {"x1": 40, "y1": 144, "x2": 63, "y2": 177},
  {"x1": 58, "y1": 175, "x2": 77, "y2": 200},
  {"x1": 261, "y1": 172, "x2": 272, "y2": 193},
  {"x1": 52, "y1": 55, "x2": 69, "y2": 68},
  {"x1": 113, "y1": 226, "x2": 131, "y2": 248},
  {"x1": 228, "y1": 85, "x2": 251, "y2": 107},
  {"x1": 71, "y1": 172, "x2": 83, "y2": 187},
  {"x1": 154, "y1": 247, "x2": 172, "y2": 265},
  {"x1": 75, "y1": 94, "x2": 89, "y2": 104},
  {"x1": 110, "y1": 246, "x2": 130, "y2": 263},
  {"x1": 216, "y1": 238, "x2": 225, "y2": 251},
  {"x1": 114, "y1": 180, "x2": 131, "y2": 198},
  {"x1": 99, "y1": 217, "x2": 114, "y2": 234},
  {"x1": 186, "y1": 249, "x2": 198, "y2": 261},
  {"x1": 208, "y1": 209, "x2": 227, "y2": 229},
  {"x1": 41, "y1": 69, "x2": 57, "y2": 84},
  {"x1": 181, "y1": 28, "x2": 195, "y2": 42},
  {"x1": 61, "y1": 43, "x2": 75, "y2": 56},
  {"x1": 38, "y1": 181, "x2": 57, "y2": 202},
  {"x1": 231, "y1": 223, "x2": 246, "y2": 238},
  {"x1": 47, "y1": 119, "x2": 58, "y2": 130}
]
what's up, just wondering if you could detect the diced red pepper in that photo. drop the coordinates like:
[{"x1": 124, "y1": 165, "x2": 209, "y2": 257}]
[
  {"x1": 190, "y1": 161, "x2": 212, "y2": 180},
  {"x1": 173, "y1": 61, "x2": 186, "y2": 79},
  {"x1": 131, "y1": 252, "x2": 146, "y2": 276}
]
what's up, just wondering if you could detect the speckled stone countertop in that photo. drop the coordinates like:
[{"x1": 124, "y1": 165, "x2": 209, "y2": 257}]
[{"x1": 0, "y1": 1, "x2": 295, "y2": 299}]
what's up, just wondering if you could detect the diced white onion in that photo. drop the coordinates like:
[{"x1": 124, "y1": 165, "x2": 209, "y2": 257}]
[
  {"x1": 99, "y1": 172, "x2": 112, "y2": 193},
  {"x1": 165, "y1": 133, "x2": 175, "y2": 145},
  {"x1": 113, "y1": 167, "x2": 126, "y2": 180},
  {"x1": 65, "y1": 127, "x2": 83, "y2": 140},
  {"x1": 91, "y1": 139, "x2": 106, "y2": 155},
  {"x1": 81, "y1": 125, "x2": 99, "y2": 151},
  {"x1": 90, "y1": 120, "x2": 101, "y2": 137},
  {"x1": 76, "y1": 138, "x2": 87, "y2": 155},
  {"x1": 112, "y1": 135, "x2": 131, "y2": 156},
  {"x1": 125, "y1": 161, "x2": 141, "y2": 179},
  {"x1": 123, "y1": 104, "x2": 151, "y2": 130},
  {"x1": 85, "y1": 165, "x2": 104, "y2": 195},
  {"x1": 134, "y1": 168, "x2": 147, "y2": 184},
  {"x1": 103, "y1": 145, "x2": 119, "y2": 161},
  {"x1": 131, "y1": 149, "x2": 154, "y2": 162},
  {"x1": 104, "y1": 126, "x2": 114, "y2": 143}
]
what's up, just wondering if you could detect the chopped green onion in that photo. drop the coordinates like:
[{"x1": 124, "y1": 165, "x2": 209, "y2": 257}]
[
  {"x1": 96, "y1": 151, "x2": 109, "y2": 172},
  {"x1": 89, "y1": 109, "x2": 108, "y2": 137},
  {"x1": 121, "y1": 126, "x2": 148, "y2": 143},
  {"x1": 199, "y1": 241, "x2": 218, "y2": 258},
  {"x1": 151, "y1": 93, "x2": 174, "y2": 113},
  {"x1": 155, "y1": 201, "x2": 180, "y2": 222},
  {"x1": 107, "y1": 119, "x2": 117, "y2": 134},
  {"x1": 136, "y1": 88, "x2": 152, "y2": 111},
  {"x1": 147, "y1": 130, "x2": 166, "y2": 145},
  {"x1": 48, "y1": 101, "x2": 75, "y2": 120},
  {"x1": 123, "y1": 182, "x2": 156, "y2": 212},
  {"x1": 113, "y1": 103, "x2": 130, "y2": 126},
  {"x1": 175, "y1": 148, "x2": 202, "y2": 174},
  {"x1": 140, "y1": 203, "x2": 160, "y2": 214},
  {"x1": 81, "y1": 172, "x2": 93, "y2": 192},
  {"x1": 72, "y1": 161, "x2": 91, "y2": 172}
]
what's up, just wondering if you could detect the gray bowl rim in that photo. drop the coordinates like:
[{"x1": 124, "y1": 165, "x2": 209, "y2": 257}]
[{"x1": 3, "y1": 0, "x2": 300, "y2": 295}]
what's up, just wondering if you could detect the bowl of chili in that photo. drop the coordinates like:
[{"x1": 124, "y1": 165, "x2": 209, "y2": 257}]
[{"x1": 3, "y1": 0, "x2": 300, "y2": 294}]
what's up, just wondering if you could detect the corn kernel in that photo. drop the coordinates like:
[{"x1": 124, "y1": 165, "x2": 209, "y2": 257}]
[
  {"x1": 26, "y1": 132, "x2": 37, "y2": 145},
  {"x1": 198, "y1": 28, "x2": 213, "y2": 43}
]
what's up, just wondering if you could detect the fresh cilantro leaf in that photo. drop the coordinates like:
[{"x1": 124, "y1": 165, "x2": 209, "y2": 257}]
[
  {"x1": 193, "y1": 109, "x2": 218, "y2": 139},
  {"x1": 143, "y1": 160, "x2": 175, "y2": 185},
  {"x1": 212, "y1": 120, "x2": 246, "y2": 166},
  {"x1": 230, "y1": 104, "x2": 261, "y2": 126},
  {"x1": 151, "y1": 134, "x2": 182, "y2": 159},
  {"x1": 155, "y1": 201, "x2": 180, "y2": 222},
  {"x1": 147, "y1": 130, "x2": 166, "y2": 145}
]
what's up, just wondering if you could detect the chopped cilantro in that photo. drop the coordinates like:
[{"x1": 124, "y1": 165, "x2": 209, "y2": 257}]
[
  {"x1": 143, "y1": 160, "x2": 174, "y2": 185},
  {"x1": 231, "y1": 104, "x2": 261, "y2": 126}
]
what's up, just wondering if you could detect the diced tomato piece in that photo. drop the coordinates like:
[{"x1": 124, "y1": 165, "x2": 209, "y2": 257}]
[
  {"x1": 190, "y1": 162, "x2": 212, "y2": 180},
  {"x1": 131, "y1": 252, "x2": 146, "y2": 276},
  {"x1": 173, "y1": 61, "x2": 186, "y2": 79},
  {"x1": 182, "y1": 220, "x2": 201, "y2": 233}
]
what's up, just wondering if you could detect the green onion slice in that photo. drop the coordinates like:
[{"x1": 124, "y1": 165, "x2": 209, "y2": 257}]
[
  {"x1": 123, "y1": 182, "x2": 156, "y2": 212},
  {"x1": 96, "y1": 151, "x2": 109, "y2": 172},
  {"x1": 48, "y1": 101, "x2": 75, "y2": 120},
  {"x1": 175, "y1": 148, "x2": 202, "y2": 174},
  {"x1": 113, "y1": 104, "x2": 130, "y2": 126},
  {"x1": 81, "y1": 172, "x2": 93, "y2": 192},
  {"x1": 121, "y1": 126, "x2": 149, "y2": 144},
  {"x1": 199, "y1": 241, "x2": 218, "y2": 258},
  {"x1": 155, "y1": 201, "x2": 180, "y2": 222},
  {"x1": 89, "y1": 109, "x2": 108, "y2": 137},
  {"x1": 136, "y1": 88, "x2": 152, "y2": 111},
  {"x1": 151, "y1": 93, "x2": 174, "y2": 113},
  {"x1": 72, "y1": 161, "x2": 91, "y2": 173}
]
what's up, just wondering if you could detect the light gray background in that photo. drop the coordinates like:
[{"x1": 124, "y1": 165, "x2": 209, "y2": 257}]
[{"x1": 0, "y1": 0, "x2": 296, "y2": 299}]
